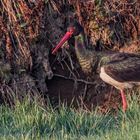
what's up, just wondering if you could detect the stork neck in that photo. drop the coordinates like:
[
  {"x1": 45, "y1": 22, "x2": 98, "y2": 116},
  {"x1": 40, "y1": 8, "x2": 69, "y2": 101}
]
[{"x1": 75, "y1": 33, "x2": 87, "y2": 58}]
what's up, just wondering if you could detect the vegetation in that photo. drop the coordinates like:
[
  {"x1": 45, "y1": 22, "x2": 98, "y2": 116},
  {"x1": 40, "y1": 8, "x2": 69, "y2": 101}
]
[
  {"x1": 0, "y1": 92, "x2": 140, "y2": 140},
  {"x1": 0, "y1": 1, "x2": 140, "y2": 139}
]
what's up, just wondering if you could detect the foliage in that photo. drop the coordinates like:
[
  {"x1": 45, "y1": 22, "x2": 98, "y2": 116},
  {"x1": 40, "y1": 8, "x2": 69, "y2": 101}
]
[
  {"x1": 0, "y1": 94, "x2": 140, "y2": 140},
  {"x1": 0, "y1": 3, "x2": 140, "y2": 139}
]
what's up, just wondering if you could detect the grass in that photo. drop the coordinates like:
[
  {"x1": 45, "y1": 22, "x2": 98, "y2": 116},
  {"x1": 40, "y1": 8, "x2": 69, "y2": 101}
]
[{"x1": 0, "y1": 94, "x2": 140, "y2": 140}]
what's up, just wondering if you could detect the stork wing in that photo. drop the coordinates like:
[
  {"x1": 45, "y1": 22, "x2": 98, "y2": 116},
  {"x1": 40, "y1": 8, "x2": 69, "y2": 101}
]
[{"x1": 104, "y1": 54, "x2": 140, "y2": 82}]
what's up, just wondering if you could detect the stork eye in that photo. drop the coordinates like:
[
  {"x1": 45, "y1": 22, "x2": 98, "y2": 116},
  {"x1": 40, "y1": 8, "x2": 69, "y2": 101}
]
[{"x1": 69, "y1": 27, "x2": 75, "y2": 33}]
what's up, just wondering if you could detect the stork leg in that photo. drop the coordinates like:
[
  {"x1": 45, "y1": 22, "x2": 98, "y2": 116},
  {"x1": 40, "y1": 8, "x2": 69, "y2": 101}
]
[{"x1": 120, "y1": 90, "x2": 127, "y2": 112}]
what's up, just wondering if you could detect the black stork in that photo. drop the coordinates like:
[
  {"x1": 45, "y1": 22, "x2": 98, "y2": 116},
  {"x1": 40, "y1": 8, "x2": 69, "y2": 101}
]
[{"x1": 52, "y1": 21, "x2": 140, "y2": 112}]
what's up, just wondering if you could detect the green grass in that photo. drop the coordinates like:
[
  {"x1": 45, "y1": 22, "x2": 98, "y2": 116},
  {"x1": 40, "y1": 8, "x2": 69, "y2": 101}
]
[{"x1": 0, "y1": 94, "x2": 140, "y2": 140}]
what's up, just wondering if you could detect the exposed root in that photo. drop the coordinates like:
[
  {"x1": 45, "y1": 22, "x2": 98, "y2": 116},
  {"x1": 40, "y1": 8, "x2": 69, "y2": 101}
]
[{"x1": 54, "y1": 73, "x2": 97, "y2": 85}]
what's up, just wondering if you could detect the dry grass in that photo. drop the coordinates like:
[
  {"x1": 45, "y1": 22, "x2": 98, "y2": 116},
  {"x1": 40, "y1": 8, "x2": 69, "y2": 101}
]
[
  {"x1": 0, "y1": 0, "x2": 45, "y2": 69},
  {"x1": 69, "y1": 0, "x2": 140, "y2": 50},
  {"x1": 0, "y1": 0, "x2": 140, "y2": 109}
]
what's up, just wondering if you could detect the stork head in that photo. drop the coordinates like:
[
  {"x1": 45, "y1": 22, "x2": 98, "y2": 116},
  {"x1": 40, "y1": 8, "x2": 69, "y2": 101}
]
[
  {"x1": 52, "y1": 21, "x2": 83, "y2": 54},
  {"x1": 67, "y1": 21, "x2": 84, "y2": 36}
]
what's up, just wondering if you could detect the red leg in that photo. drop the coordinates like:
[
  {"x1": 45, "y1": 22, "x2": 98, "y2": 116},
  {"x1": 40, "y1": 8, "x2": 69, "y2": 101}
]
[{"x1": 120, "y1": 90, "x2": 127, "y2": 112}]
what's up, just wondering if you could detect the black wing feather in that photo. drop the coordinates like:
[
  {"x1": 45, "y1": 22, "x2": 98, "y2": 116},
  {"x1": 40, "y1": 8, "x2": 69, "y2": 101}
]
[{"x1": 104, "y1": 53, "x2": 140, "y2": 82}]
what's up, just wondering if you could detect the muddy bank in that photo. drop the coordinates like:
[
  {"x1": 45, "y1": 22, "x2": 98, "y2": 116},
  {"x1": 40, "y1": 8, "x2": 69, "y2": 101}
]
[{"x1": 0, "y1": 0, "x2": 140, "y2": 111}]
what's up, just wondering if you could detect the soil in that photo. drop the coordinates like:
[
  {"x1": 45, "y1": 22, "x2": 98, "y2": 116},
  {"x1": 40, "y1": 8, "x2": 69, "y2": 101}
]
[
  {"x1": 44, "y1": 1, "x2": 140, "y2": 112},
  {"x1": 46, "y1": 54, "x2": 121, "y2": 113}
]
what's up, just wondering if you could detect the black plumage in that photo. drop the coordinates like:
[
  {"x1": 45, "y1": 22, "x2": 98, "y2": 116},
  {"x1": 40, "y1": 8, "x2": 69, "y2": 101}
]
[
  {"x1": 52, "y1": 21, "x2": 140, "y2": 111},
  {"x1": 102, "y1": 53, "x2": 140, "y2": 82}
]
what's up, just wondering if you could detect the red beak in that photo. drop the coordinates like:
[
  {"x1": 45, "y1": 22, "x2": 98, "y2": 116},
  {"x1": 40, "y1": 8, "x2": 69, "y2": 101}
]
[{"x1": 52, "y1": 31, "x2": 73, "y2": 54}]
